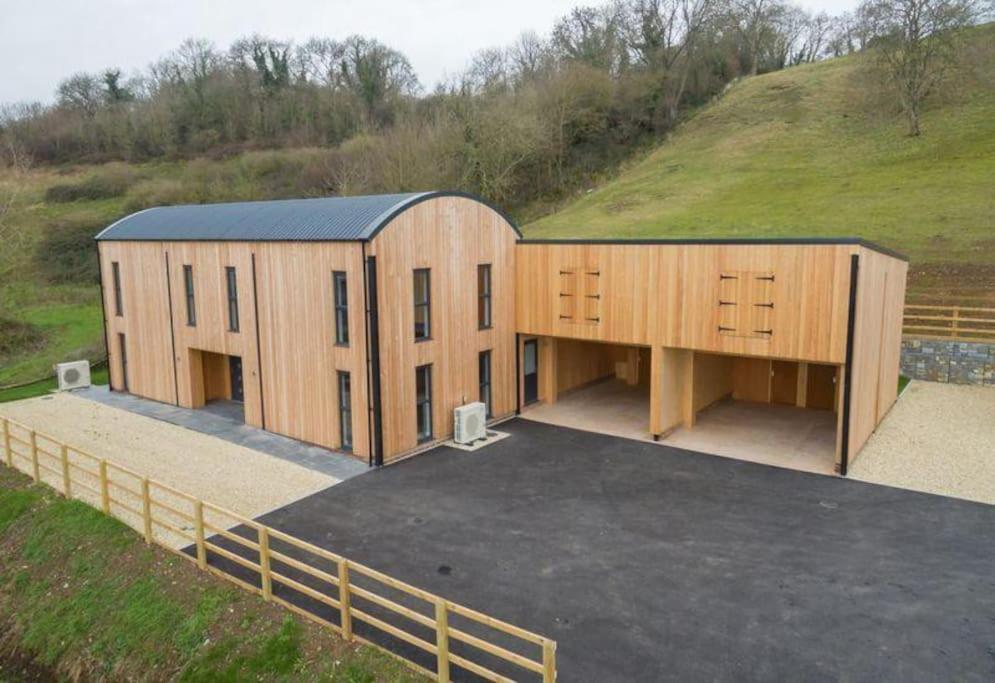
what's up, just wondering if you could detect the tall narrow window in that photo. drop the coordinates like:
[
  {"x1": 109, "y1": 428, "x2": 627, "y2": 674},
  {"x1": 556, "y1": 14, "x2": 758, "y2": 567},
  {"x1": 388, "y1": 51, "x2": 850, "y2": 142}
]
[
  {"x1": 338, "y1": 371, "x2": 353, "y2": 451},
  {"x1": 477, "y1": 264, "x2": 491, "y2": 329},
  {"x1": 415, "y1": 364, "x2": 433, "y2": 442},
  {"x1": 333, "y1": 271, "x2": 349, "y2": 345},
  {"x1": 111, "y1": 261, "x2": 123, "y2": 316},
  {"x1": 226, "y1": 266, "x2": 239, "y2": 332},
  {"x1": 183, "y1": 265, "x2": 196, "y2": 326},
  {"x1": 479, "y1": 350, "x2": 492, "y2": 417},
  {"x1": 413, "y1": 268, "x2": 431, "y2": 341},
  {"x1": 118, "y1": 333, "x2": 128, "y2": 392}
]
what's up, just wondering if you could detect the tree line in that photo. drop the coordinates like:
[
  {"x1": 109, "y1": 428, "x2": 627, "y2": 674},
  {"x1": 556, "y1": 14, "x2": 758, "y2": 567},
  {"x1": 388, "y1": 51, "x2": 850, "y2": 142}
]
[{"x1": 0, "y1": 0, "x2": 987, "y2": 207}]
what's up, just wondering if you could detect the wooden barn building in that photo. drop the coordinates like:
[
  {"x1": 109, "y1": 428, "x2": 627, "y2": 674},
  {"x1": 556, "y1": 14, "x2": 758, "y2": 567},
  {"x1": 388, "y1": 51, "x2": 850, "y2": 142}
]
[{"x1": 96, "y1": 192, "x2": 907, "y2": 475}]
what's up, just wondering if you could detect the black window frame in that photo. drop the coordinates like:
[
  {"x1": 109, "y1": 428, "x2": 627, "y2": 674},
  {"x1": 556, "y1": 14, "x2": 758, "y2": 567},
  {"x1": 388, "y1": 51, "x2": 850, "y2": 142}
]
[
  {"x1": 183, "y1": 264, "x2": 196, "y2": 327},
  {"x1": 479, "y1": 349, "x2": 492, "y2": 417},
  {"x1": 111, "y1": 261, "x2": 123, "y2": 316},
  {"x1": 225, "y1": 266, "x2": 239, "y2": 332},
  {"x1": 333, "y1": 271, "x2": 349, "y2": 346},
  {"x1": 477, "y1": 264, "x2": 492, "y2": 330},
  {"x1": 413, "y1": 268, "x2": 431, "y2": 341},
  {"x1": 338, "y1": 371, "x2": 353, "y2": 452},
  {"x1": 415, "y1": 364, "x2": 433, "y2": 443}
]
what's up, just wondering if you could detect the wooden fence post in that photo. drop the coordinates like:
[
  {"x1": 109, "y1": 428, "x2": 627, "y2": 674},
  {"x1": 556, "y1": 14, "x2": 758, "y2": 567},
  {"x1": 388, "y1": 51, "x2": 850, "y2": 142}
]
[
  {"x1": 338, "y1": 559, "x2": 353, "y2": 640},
  {"x1": 30, "y1": 431, "x2": 39, "y2": 483},
  {"x1": 99, "y1": 460, "x2": 110, "y2": 514},
  {"x1": 142, "y1": 479, "x2": 152, "y2": 544},
  {"x1": 2, "y1": 419, "x2": 11, "y2": 468},
  {"x1": 259, "y1": 527, "x2": 272, "y2": 601},
  {"x1": 61, "y1": 445, "x2": 71, "y2": 498},
  {"x1": 543, "y1": 639, "x2": 557, "y2": 682},
  {"x1": 435, "y1": 599, "x2": 450, "y2": 683},
  {"x1": 194, "y1": 500, "x2": 207, "y2": 570}
]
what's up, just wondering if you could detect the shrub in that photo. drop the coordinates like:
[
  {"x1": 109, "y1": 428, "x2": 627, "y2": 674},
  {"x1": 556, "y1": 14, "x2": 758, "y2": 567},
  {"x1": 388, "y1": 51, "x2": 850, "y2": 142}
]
[
  {"x1": 44, "y1": 165, "x2": 137, "y2": 203},
  {"x1": 34, "y1": 216, "x2": 104, "y2": 284},
  {"x1": 0, "y1": 318, "x2": 46, "y2": 359}
]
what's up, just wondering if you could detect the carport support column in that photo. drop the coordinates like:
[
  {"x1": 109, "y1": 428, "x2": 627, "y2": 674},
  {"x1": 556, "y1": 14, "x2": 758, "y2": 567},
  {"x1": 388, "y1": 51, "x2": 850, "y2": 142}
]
[
  {"x1": 539, "y1": 337, "x2": 558, "y2": 405},
  {"x1": 650, "y1": 346, "x2": 664, "y2": 437}
]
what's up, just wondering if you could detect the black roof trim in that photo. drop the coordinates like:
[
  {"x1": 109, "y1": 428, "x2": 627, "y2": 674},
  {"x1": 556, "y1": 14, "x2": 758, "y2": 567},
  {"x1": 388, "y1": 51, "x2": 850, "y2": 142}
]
[{"x1": 518, "y1": 237, "x2": 908, "y2": 261}]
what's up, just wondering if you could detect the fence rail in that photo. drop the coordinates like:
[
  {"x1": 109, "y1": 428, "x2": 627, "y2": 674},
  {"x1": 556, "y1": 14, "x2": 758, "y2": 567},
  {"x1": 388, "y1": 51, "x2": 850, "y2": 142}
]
[
  {"x1": 903, "y1": 304, "x2": 995, "y2": 343},
  {"x1": 0, "y1": 416, "x2": 556, "y2": 682}
]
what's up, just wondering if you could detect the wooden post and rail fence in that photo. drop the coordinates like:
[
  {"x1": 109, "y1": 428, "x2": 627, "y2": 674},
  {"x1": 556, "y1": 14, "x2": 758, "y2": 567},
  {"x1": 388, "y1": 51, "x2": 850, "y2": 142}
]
[
  {"x1": 902, "y1": 303, "x2": 995, "y2": 343},
  {"x1": 0, "y1": 415, "x2": 557, "y2": 683}
]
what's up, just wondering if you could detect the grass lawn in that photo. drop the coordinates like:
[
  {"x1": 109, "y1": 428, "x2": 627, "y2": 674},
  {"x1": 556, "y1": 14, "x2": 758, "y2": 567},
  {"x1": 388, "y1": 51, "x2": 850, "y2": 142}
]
[
  {"x1": 0, "y1": 465, "x2": 426, "y2": 682},
  {"x1": 0, "y1": 302, "x2": 105, "y2": 386},
  {"x1": 0, "y1": 365, "x2": 108, "y2": 404}
]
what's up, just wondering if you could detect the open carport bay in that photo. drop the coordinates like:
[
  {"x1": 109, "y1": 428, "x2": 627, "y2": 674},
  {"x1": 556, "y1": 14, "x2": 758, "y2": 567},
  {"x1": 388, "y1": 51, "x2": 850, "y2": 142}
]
[{"x1": 240, "y1": 419, "x2": 995, "y2": 682}]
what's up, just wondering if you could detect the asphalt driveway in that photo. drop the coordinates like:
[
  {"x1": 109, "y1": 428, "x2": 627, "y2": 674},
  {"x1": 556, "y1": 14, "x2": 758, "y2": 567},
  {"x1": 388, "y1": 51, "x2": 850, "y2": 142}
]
[{"x1": 227, "y1": 419, "x2": 995, "y2": 681}]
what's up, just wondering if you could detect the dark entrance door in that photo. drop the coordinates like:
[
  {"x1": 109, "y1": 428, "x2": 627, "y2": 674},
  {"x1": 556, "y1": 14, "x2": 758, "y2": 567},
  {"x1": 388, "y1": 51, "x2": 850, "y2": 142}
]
[
  {"x1": 228, "y1": 356, "x2": 244, "y2": 402},
  {"x1": 523, "y1": 339, "x2": 539, "y2": 405}
]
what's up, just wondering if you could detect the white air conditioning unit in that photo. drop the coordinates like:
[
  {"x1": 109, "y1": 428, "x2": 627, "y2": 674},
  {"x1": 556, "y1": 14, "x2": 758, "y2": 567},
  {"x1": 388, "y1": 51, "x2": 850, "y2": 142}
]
[
  {"x1": 55, "y1": 360, "x2": 91, "y2": 391},
  {"x1": 454, "y1": 402, "x2": 487, "y2": 444}
]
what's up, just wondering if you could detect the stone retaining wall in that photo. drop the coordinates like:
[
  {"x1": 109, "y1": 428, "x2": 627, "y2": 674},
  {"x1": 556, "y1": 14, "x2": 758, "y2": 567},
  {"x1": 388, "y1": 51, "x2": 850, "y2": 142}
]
[{"x1": 901, "y1": 338, "x2": 994, "y2": 385}]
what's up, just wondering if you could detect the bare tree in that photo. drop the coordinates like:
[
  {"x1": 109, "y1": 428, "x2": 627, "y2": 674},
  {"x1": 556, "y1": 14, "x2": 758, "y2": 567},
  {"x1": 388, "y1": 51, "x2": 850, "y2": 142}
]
[
  {"x1": 625, "y1": 0, "x2": 718, "y2": 122},
  {"x1": 56, "y1": 73, "x2": 104, "y2": 116},
  {"x1": 508, "y1": 31, "x2": 551, "y2": 84},
  {"x1": 858, "y1": 0, "x2": 980, "y2": 135},
  {"x1": 732, "y1": 0, "x2": 782, "y2": 75}
]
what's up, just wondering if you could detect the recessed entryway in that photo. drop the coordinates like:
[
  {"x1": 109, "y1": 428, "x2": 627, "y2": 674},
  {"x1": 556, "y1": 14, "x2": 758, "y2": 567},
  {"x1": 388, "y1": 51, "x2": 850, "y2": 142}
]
[{"x1": 189, "y1": 348, "x2": 245, "y2": 423}]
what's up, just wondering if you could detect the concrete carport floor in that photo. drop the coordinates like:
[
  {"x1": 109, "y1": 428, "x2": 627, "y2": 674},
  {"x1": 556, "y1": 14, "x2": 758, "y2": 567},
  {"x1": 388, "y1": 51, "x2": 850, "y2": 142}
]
[
  {"x1": 210, "y1": 419, "x2": 995, "y2": 682},
  {"x1": 522, "y1": 378, "x2": 838, "y2": 474}
]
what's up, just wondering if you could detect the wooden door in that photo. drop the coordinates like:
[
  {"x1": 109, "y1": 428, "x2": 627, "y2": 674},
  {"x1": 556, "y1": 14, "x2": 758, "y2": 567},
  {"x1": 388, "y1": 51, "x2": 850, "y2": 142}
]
[
  {"x1": 771, "y1": 361, "x2": 798, "y2": 405},
  {"x1": 806, "y1": 363, "x2": 837, "y2": 411}
]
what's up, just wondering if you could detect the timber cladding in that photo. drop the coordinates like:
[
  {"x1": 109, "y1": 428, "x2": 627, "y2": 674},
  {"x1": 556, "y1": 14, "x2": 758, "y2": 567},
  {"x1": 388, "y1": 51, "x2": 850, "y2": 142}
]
[
  {"x1": 98, "y1": 240, "x2": 370, "y2": 457},
  {"x1": 97, "y1": 194, "x2": 518, "y2": 464},
  {"x1": 367, "y1": 197, "x2": 518, "y2": 460},
  {"x1": 515, "y1": 243, "x2": 854, "y2": 364}
]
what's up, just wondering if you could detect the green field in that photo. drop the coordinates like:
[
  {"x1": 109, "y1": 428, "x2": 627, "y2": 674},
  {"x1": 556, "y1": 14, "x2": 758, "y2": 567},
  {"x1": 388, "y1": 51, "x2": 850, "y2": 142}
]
[{"x1": 525, "y1": 24, "x2": 995, "y2": 298}]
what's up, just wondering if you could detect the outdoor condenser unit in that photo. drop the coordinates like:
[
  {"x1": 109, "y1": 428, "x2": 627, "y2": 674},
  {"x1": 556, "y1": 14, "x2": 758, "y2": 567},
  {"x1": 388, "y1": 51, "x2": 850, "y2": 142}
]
[
  {"x1": 454, "y1": 402, "x2": 487, "y2": 444},
  {"x1": 55, "y1": 360, "x2": 91, "y2": 391}
]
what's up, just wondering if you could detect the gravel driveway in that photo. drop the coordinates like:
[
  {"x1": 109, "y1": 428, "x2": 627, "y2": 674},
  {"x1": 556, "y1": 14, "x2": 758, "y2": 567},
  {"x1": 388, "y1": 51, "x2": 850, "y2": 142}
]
[
  {"x1": 850, "y1": 381, "x2": 995, "y2": 505},
  {"x1": 1, "y1": 393, "x2": 339, "y2": 547}
]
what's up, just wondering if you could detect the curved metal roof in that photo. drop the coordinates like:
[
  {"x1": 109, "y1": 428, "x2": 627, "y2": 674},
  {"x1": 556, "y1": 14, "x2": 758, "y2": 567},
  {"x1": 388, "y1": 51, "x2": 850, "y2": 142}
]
[{"x1": 95, "y1": 191, "x2": 521, "y2": 242}]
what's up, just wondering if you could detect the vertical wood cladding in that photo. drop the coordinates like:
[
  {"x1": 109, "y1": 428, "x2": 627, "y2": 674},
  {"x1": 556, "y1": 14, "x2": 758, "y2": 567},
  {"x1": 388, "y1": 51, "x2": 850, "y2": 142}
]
[
  {"x1": 98, "y1": 241, "x2": 370, "y2": 458},
  {"x1": 516, "y1": 243, "x2": 855, "y2": 364},
  {"x1": 846, "y1": 246, "x2": 908, "y2": 465},
  {"x1": 367, "y1": 196, "x2": 518, "y2": 460},
  {"x1": 98, "y1": 242, "x2": 176, "y2": 405}
]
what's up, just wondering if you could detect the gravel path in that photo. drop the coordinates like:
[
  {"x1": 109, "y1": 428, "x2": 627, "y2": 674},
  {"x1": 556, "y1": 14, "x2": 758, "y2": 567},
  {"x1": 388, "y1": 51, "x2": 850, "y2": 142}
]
[
  {"x1": 1, "y1": 393, "x2": 338, "y2": 547},
  {"x1": 850, "y1": 380, "x2": 995, "y2": 505}
]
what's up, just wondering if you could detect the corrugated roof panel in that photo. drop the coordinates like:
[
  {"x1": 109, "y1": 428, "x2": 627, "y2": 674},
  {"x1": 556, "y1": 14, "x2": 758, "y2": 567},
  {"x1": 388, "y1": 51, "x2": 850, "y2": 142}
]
[{"x1": 95, "y1": 192, "x2": 435, "y2": 242}]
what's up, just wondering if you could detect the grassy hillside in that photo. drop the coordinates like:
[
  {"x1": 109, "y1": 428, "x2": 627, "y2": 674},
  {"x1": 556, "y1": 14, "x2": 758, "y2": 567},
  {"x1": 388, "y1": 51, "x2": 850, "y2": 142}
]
[{"x1": 525, "y1": 24, "x2": 995, "y2": 298}]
